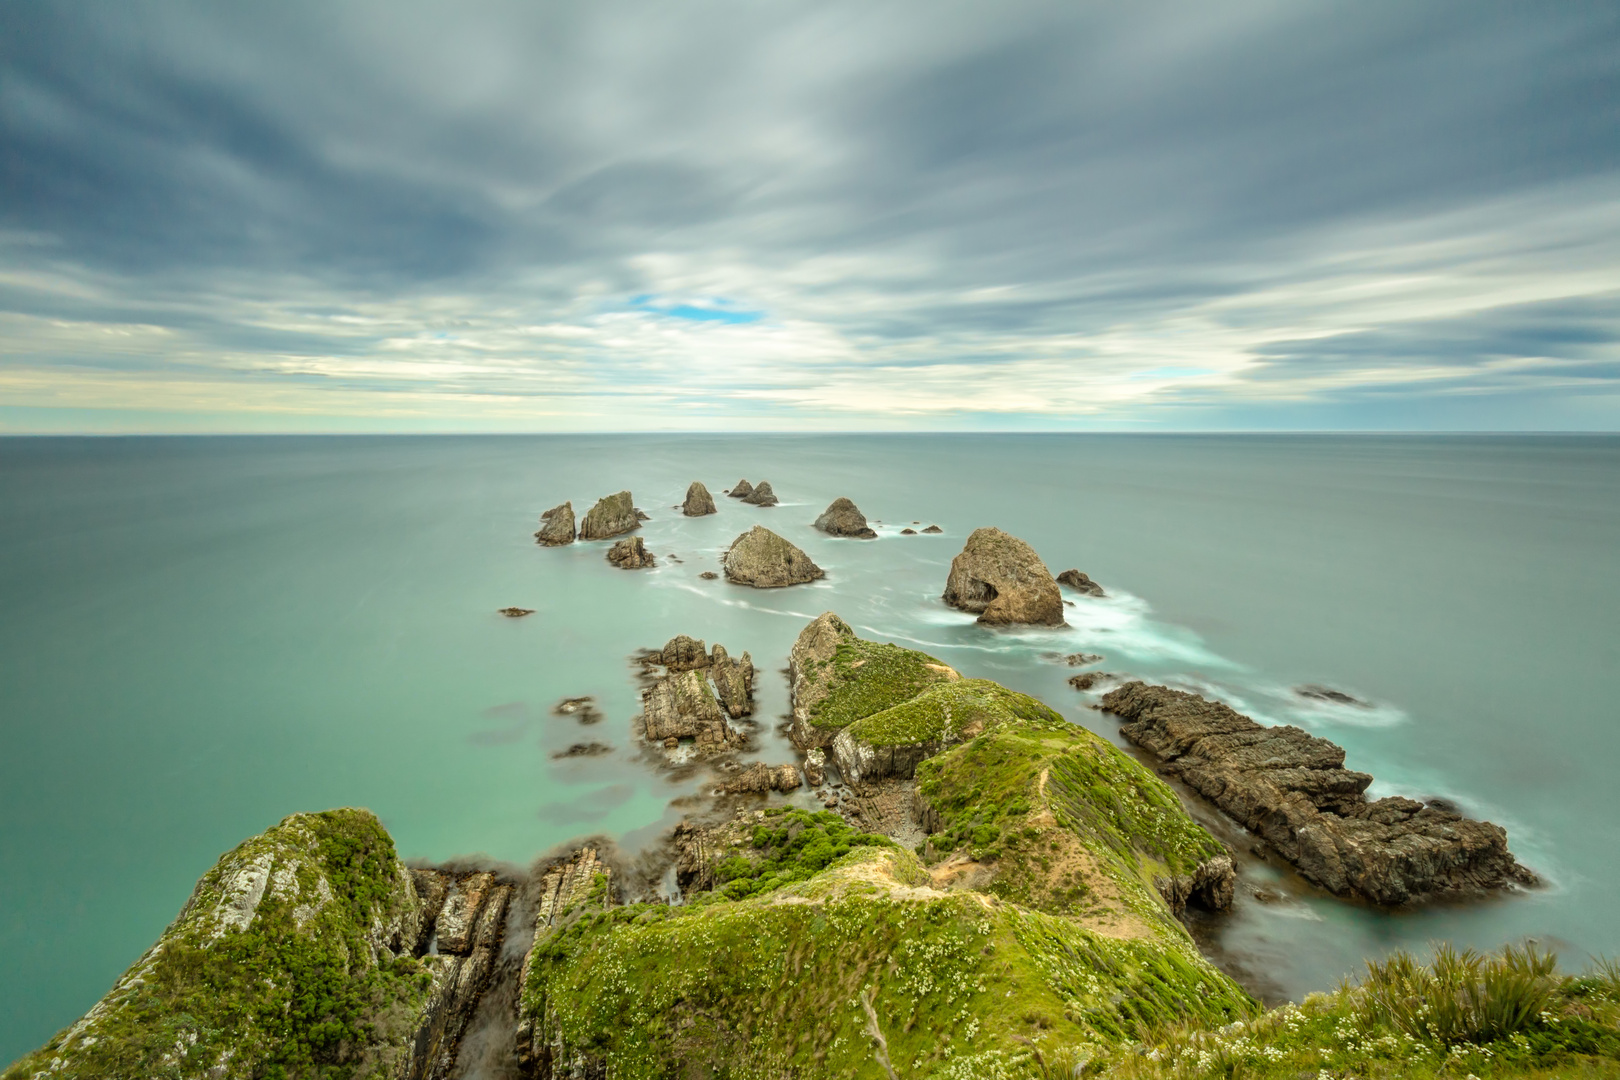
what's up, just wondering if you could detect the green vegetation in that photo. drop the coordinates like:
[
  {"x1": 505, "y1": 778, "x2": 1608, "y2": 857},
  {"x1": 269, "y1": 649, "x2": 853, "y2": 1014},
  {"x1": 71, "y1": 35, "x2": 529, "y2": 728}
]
[
  {"x1": 1086, "y1": 945, "x2": 1620, "y2": 1080},
  {"x1": 3, "y1": 809, "x2": 430, "y2": 1080},
  {"x1": 807, "y1": 636, "x2": 957, "y2": 732},
  {"x1": 845, "y1": 679, "x2": 1069, "y2": 748},
  {"x1": 711, "y1": 807, "x2": 892, "y2": 900}
]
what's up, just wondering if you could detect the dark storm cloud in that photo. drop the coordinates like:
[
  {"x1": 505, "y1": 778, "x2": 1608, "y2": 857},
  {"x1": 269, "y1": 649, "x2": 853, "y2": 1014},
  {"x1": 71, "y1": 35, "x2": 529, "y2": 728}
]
[{"x1": 1, "y1": 1, "x2": 1617, "y2": 428}]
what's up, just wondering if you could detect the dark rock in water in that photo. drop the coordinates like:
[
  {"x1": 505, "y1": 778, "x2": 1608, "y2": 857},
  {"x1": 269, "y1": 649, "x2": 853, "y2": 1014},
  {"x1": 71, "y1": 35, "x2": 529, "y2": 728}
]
[
  {"x1": 814, "y1": 497, "x2": 877, "y2": 538},
  {"x1": 498, "y1": 607, "x2": 534, "y2": 617},
  {"x1": 742, "y1": 480, "x2": 779, "y2": 506},
  {"x1": 1063, "y1": 652, "x2": 1104, "y2": 666},
  {"x1": 1056, "y1": 569, "x2": 1105, "y2": 596},
  {"x1": 552, "y1": 742, "x2": 613, "y2": 759},
  {"x1": 709, "y1": 643, "x2": 755, "y2": 719},
  {"x1": 723, "y1": 525, "x2": 825, "y2": 587},
  {"x1": 728, "y1": 479, "x2": 754, "y2": 499},
  {"x1": 922, "y1": 525, "x2": 943, "y2": 534},
  {"x1": 1296, "y1": 684, "x2": 1369, "y2": 707},
  {"x1": 699, "y1": 570, "x2": 719, "y2": 580},
  {"x1": 717, "y1": 762, "x2": 802, "y2": 794},
  {"x1": 634, "y1": 508, "x2": 651, "y2": 521},
  {"x1": 1068, "y1": 672, "x2": 1115, "y2": 691},
  {"x1": 900, "y1": 528, "x2": 917, "y2": 535},
  {"x1": 682, "y1": 481, "x2": 718, "y2": 517},
  {"x1": 658, "y1": 634, "x2": 710, "y2": 671},
  {"x1": 553, "y1": 696, "x2": 604, "y2": 724},
  {"x1": 578, "y1": 490, "x2": 639, "y2": 540},
  {"x1": 942, "y1": 527, "x2": 1065, "y2": 626},
  {"x1": 605, "y1": 535, "x2": 656, "y2": 569},
  {"x1": 1101, "y1": 680, "x2": 1538, "y2": 905},
  {"x1": 534, "y1": 501, "x2": 576, "y2": 546}
]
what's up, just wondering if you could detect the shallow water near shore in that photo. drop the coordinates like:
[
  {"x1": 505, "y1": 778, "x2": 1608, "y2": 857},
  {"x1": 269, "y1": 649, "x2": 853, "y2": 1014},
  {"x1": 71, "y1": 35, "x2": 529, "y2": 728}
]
[{"x1": 2, "y1": 432, "x2": 1618, "y2": 1060}]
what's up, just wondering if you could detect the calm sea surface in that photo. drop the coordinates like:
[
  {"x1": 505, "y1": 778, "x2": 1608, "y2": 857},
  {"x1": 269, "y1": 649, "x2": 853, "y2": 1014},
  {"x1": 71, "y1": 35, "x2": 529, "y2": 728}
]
[{"x1": 2, "y1": 433, "x2": 1617, "y2": 1060}]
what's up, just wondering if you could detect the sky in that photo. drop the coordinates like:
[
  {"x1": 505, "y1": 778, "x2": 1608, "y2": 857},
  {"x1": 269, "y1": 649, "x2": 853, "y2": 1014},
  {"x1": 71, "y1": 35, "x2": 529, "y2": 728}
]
[{"x1": 1, "y1": 1, "x2": 1618, "y2": 432}]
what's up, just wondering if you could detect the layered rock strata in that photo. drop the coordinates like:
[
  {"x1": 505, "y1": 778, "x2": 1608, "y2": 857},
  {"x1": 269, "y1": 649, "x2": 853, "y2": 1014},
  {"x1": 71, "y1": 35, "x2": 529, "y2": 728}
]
[
  {"x1": 637, "y1": 637, "x2": 755, "y2": 751},
  {"x1": 942, "y1": 527, "x2": 1065, "y2": 626},
  {"x1": 722, "y1": 525, "x2": 824, "y2": 587},
  {"x1": 405, "y1": 870, "x2": 514, "y2": 1080},
  {"x1": 605, "y1": 535, "x2": 656, "y2": 568},
  {"x1": 533, "y1": 502, "x2": 576, "y2": 546},
  {"x1": 742, "y1": 480, "x2": 779, "y2": 506},
  {"x1": 681, "y1": 481, "x2": 717, "y2": 516},
  {"x1": 717, "y1": 762, "x2": 803, "y2": 794},
  {"x1": 514, "y1": 849, "x2": 614, "y2": 1077},
  {"x1": 1057, "y1": 569, "x2": 1106, "y2": 596},
  {"x1": 814, "y1": 497, "x2": 878, "y2": 538},
  {"x1": 1101, "y1": 681, "x2": 1537, "y2": 905},
  {"x1": 577, "y1": 491, "x2": 639, "y2": 540}
]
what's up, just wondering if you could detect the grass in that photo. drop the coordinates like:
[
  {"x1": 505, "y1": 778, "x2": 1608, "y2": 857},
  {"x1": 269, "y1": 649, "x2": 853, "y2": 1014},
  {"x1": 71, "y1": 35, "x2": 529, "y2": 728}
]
[
  {"x1": 707, "y1": 807, "x2": 894, "y2": 900},
  {"x1": 846, "y1": 679, "x2": 1069, "y2": 748},
  {"x1": 807, "y1": 636, "x2": 958, "y2": 732}
]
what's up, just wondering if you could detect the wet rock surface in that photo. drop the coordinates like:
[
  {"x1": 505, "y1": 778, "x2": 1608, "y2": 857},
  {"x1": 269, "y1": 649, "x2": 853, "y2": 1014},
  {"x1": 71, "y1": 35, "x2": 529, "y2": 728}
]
[
  {"x1": 1296, "y1": 684, "x2": 1369, "y2": 707},
  {"x1": 577, "y1": 490, "x2": 639, "y2": 540},
  {"x1": 699, "y1": 570, "x2": 719, "y2": 579},
  {"x1": 605, "y1": 535, "x2": 656, "y2": 568},
  {"x1": 941, "y1": 527, "x2": 1065, "y2": 626},
  {"x1": 814, "y1": 496, "x2": 878, "y2": 538},
  {"x1": 722, "y1": 525, "x2": 825, "y2": 587},
  {"x1": 741, "y1": 480, "x2": 779, "y2": 506},
  {"x1": 681, "y1": 480, "x2": 717, "y2": 516},
  {"x1": 552, "y1": 696, "x2": 603, "y2": 724},
  {"x1": 1068, "y1": 671, "x2": 1116, "y2": 691},
  {"x1": 1101, "y1": 681, "x2": 1538, "y2": 905},
  {"x1": 533, "y1": 502, "x2": 576, "y2": 546},
  {"x1": 1057, "y1": 568, "x2": 1106, "y2": 596}
]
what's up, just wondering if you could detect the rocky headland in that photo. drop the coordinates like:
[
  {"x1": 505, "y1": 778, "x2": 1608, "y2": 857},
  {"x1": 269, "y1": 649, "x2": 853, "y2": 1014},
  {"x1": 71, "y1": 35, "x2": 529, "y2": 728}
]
[
  {"x1": 680, "y1": 480, "x2": 717, "y2": 516},
  {"x1": 813, "y1": 496, "x2": 877, "y2": 538},
  {"x1": 1101, "y1": 681, "x2": 1537, "y2": 905},
  {"x1": 532, "y1": 502, "x2": 575, "y2": 546},
  {"x1": 577, "y1": 491, "x2": 639, "y2": 540},
  {"x1": 721, "y1": 525, "x2": 824, "y2": 587},
  {"x1": 942, "y1": 526, "x2": 1065, "y2": 626}
]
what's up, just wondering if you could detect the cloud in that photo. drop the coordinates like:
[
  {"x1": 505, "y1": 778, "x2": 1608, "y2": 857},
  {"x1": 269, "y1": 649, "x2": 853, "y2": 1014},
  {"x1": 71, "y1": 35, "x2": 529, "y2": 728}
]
[{"x1": 0, "y1": 1, "x2": 1617, "y2": 430}]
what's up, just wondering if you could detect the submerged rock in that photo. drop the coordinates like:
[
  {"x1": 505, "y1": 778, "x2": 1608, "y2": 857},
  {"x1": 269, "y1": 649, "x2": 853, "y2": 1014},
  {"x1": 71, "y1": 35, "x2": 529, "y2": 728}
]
[
  {"x1": 727, "y1": 479, "x2": 754, "y2": 498},
  {"x1": 722, "y1": 525, "x2": 824, "y2": 587},
  {"x1": 605, "y1": 535, "x2": 656, "y2": 569},
  {"x1": 1296, "y1": 684, "x2": 1369, "y2": 707},
  {"x1": 699, "y1": 570, "x2": 719, "y2": 580},
  {"x1": 578, "y1": 490, "x2": 639, "y2": 540},
  {"x1": 742, "y1": 480, "x2": 779, "y2": 506},
  {"x1": 1063, "y1": 652, "x2": 1104, "y2": 666},
  {"x1": 552, "y1": 742, "x2": 613, "y2": 758},
  {"x1": 922, "y1": 524, "x2": 943, "y2": 534},
  {"x1": 1102, "y1": 681, "x2": 1538, "y2": 905},
  {"x1": 553, "y1": 696, "x2": 603, "y2": 724},
  {"x1": 1057, "y1": 568, "x2": 1106, "y2": 596},
  {"x1": 534, "y1": 501, "x2": 576, "y2": 546},
  {"x1": 814, "y1": 496, "x2": 878, "y2": 538},
  {"x1": 942, "y1": 527, "x2": 1065, "y2": 626},
  {"x1": 682, "y1": 480, "x2": 718, "y2": 516},
  {"x1": 497, "y1": 607, "x2": 534, "y2": 617}
]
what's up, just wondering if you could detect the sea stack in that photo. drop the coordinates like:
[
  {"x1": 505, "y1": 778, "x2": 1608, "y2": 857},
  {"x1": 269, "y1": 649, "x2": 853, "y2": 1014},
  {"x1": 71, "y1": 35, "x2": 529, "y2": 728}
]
[
  {"x1": 728, "y1": 479, "x2": 754, "y2": 499},
  {"x1": 742, "y1": 481, "x2": 779, "y2": 507},
  {"x1": 682, "y1": 481, "x2": 718, "y2": 517},
  {"x1": 941, "y1": 527, "x2": 1065, "y2": 626},
  {"x1": 578, "y1": 491, "x2": 639, "y2": 540},
  {"x1": 534, "y1": 502, "x2": 576, "y2": 546},
  {"x1": 813, "y1": 497, "x2": 877, "y2": 538},
  {"x1": 606, "y1": 536, "x2": 656, "y2": 569},
  {"x1": 722, "y1": 525, "x2": 824, "y2": 587}
]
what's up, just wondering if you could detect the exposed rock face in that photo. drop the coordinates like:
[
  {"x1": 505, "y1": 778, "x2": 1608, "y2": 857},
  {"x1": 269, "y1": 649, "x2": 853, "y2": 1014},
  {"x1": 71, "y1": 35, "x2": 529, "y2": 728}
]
[
  {"x1": 552, "y1": 696, "x2": 603, "y2": 724},
  {"x1": 1101, "y1": 681, "x2": 1538, "y2": 905},
  {"x1": 786, "y1": 611, "x2": 857, "y2": 749},
  {"x1": 682, "y1": 481, "x2": 718, "y2": 516},
  {"x1": 658, "y1": 634, "x2": 710, "y2": 671},
  {"x1": 727, "y1": 479, "x2": 754, "y2": 498},
  {"x1": 718, "y1": 762, "x2": 803, "y2": 794},
  {"x1": 533, "y1": 502, "x2": 576, "y2": 546},
  {"x1": 742, "y1": 480, "x2": 779, "y2": 506},
  {"x1": 640, "y1": 668, "x2": 741, "y2": 750},
  {"x1": 1057, "y1": 569, "x2": 1106, "y2": 596},
  {"x1": 635, "y1": 508, "x2": 651, "y2": 521},
  {"x1": 803, "y1": 746, "x2": 827, "y2": 786},
  {"x1": 722, "y1": 525, "x2": 824, "y2": 587},
  {"x1": 814, "y1": 497, "x2": 877, "y2": 538},
  {"x1": 942, "y1": 527, "x2": 1065, "y2": 626},
  {"x1": 605, "y1": 535, "x2": 656, "y2": 568},
  {"x1": 709, "y1": 643, "x2": 755, "y2": 719},
  {"x1": 1154, "y1": 855, "x2": 1237, "y2": 918},
  {"x1": 578, "y1": 491, "x2": 639, "y2": 540},
  {"x1": 1068, "y1": 672, "x2": 1116, "y2": 691},
  {"x1": 514, "y1": 849, "x2": 613, "y2": 1076}
]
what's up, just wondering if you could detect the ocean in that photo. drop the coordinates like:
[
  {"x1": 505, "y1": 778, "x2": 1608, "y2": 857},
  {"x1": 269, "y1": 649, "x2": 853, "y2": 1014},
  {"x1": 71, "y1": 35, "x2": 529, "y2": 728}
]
[{"x1": 1, "y1": 432, "x2": 1617, "y2": 1062}]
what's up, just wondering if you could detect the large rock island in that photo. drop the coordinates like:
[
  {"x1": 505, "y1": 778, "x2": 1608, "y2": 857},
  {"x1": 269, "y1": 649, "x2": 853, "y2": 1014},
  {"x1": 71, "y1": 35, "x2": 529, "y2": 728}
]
[
  {"x1": 813, "y1": 496, "x2": 877, "y2": 538},
  {"x1": 577, "y1": 491, "x2": 639, "y2": 540},
  {"x1": 942, "y1": 527, "x2": 1065, "y2": 626},
  {"x1": 722, "y1": 525, "x2": 824, "y2": 587}
]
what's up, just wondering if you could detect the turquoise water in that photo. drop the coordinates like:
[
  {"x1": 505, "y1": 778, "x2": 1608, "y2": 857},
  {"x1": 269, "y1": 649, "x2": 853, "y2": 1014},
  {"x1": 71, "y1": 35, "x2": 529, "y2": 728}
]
[{"x1": 2, "y1": 433, "x2": 1617, "y2": 1059}]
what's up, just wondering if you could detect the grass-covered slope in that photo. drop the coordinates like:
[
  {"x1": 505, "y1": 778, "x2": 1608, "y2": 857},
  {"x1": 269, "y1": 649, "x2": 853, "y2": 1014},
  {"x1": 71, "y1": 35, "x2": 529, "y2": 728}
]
[
  {"x1": 4, "y1": 809, "x2": 432, "y2": 1080},
  {"x1": 844, "y1": 679, "x2": 1068, "y2": 748},
  {"x1": 520, "y1": 846, "x2": 1254, "y2": 1079},
  {"x1": 789, "y1": 613, "x2": 961, "y2": 749}
]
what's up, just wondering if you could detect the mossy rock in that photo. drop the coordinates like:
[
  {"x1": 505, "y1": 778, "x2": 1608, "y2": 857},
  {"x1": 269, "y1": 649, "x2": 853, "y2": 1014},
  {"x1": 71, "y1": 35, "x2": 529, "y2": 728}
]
[
  {"x1": 4, "y1": 809, "x2": 433, "y2": 1080},
  {"x1": 810, "y1": 636, "x2": 959, "y2": 734}
]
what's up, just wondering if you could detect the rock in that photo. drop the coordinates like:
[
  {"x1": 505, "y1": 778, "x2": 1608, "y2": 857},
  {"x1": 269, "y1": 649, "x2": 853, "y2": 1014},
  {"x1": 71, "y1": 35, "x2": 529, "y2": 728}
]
[
  {"x1": 498, "y1": 607, "x2": 534, "y2": 617},
  {"x1": 1155, "y1": 855, "x2": 1237, "y2": 918},
  {"x1": 803, "y1": 746, "x2": 827, "y2": 786},
  {"x1": 728, "y1": 479, "x2": 754, "y2": 499},
  {"x1": 900, "y1": 528, "x2": 916, "y2": 535},
  {"x1": 552, "y1": 742, "x2": 613, "y2": 758},
  {"x1": 1063, "y1": 652, "x2": 1104, "y2": 666},
  {"x1": 941, "y1": 527, "x2": 1065, "y2": 626},
  {"x1": 699, "y1": 570, "x2": 719, "y2": 580},
  {"x1": 718, "y1": 762, "x2": 803, "y2": 794},
  {"x1": 742, "y1": 480, "x2": 779, "y2": 506},
  {"x1": 578, "y1": 491, "x2": 639, "y2": 540},
  {"x1": 635, "y1": 508, "x2": 651, "y2": 521},
  {"x1": 658, "y1": 635, "x2": 710, "y2": 671},
  {"x1": 814, "y1": 497, "x2": 878, "y2": 539},
  {"x1": 1056, "y1": 569, "x2": 1105, "y2": 596},
  {"x1": 709, "y1": 643, "x2": 755, "y2": 719},
  {"x1": 534, "y1": 501, "x2": 576, "y2": 546},
  {"x1": 1101, "y1": 681, "x2": 1538, "y2": 905},
  {"x1": 553, "y1": 696, "x2": 604, "y2": 724},
  {"x1": 922, "y1": 525, "x2": 943, "y2": 533},
  {"x1": 606, "y1": 536, "x2": 656, "y2": 569},
  {"x1": 722, "y1": 525, "x2": 825, "y2": 587},
  {"x1": 1067, "y1": 671, "x2": 1114, "y2": 691},
  {"x1": 640, "y1": 668, "x2": 738, "y2": 749},
  {"x1": 434, "y1": 871, "x2": 495, "y2": 955},
  {"x1": 682, "y1": 481, "x2": 718, "y2": 516},
  {"x1": 1296, "y1": 684, "x2": 1369, "y2": 707}
]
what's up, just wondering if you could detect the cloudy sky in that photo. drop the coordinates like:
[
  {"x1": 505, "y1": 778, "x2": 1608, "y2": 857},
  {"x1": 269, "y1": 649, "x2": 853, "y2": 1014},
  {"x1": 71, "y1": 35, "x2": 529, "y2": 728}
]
[{"x1": 2, "y1": 2, "x2": 1617, "y2": 432}]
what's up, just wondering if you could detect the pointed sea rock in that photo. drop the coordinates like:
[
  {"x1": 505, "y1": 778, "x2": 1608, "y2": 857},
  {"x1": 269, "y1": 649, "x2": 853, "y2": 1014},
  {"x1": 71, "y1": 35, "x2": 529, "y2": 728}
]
[
  {"x1": 728, "y1": 479, "x2": 754, "y2": 499},
  {"x1": 534, "y1": 501, "x2": 576, "y2": 546},
  {"x1": 578, "y1": 491, "x2": 639, "y2": 540},
  {"x1": 606, "y1": 536, "x2": 656, "y2": 569},
  {"x1": 682, "y1": 481, "x2": 718, "y2": 517},
  {"x1": 742, "y1": 481, "x2": 779, "y2": 507},
  {"x1": 1057, "y1": 568, "x2": 1105, "y2": 596},
  {"x1": 814, "y1": 497, "x2": 877, "y2": 538},
  {"x1": 942, "y1": 527, "x2": 1065, "y2": 626},
  {"x1": 722, "y1": 525, "x2": 824, "y2": 587}
]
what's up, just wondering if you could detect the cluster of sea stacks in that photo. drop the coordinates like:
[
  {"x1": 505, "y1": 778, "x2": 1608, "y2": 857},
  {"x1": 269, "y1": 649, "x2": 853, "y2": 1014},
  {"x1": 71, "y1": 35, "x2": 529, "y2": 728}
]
[{"x1": 15, "y1": 502, "x2": 1540, "y2": 1079}]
